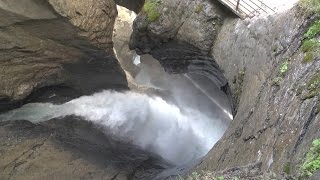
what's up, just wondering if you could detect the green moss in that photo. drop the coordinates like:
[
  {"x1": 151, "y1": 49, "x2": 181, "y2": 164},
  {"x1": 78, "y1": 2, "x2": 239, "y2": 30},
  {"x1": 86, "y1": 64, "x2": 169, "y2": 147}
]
[
  {"x1": 279, "y1": 60, "x2": 289, "y2": 76},
  {"x1": 307, "y1": 72, "x2": 320, "y2": 91},
  {"x1": 195, "y1": 4, "x2": 204, "y2": 14},
  {"x1": 302, "y1": 39, "x2": 320, "y2": 52},
  {"x1": 305, "y1": 20, "x2": 320, "y2": 39},
  {"x1": 283, "y1": 162, "x2": 292, "y2": 175},
  {"x1": 218, "y1": 176, "x2": 224, "y2": 180},
  {"x1": 302, "y1": 90, "x2": 317, "y2": 100},
  {"x1": 300, "y1": 139, "x2": 320, "y2": 179},
  {"x1": 299, "y1": 0, "x2": 320, "y2": 14},
  {"x1": 303, "y1": 52, "x2": 315, "y2": 63},
  {"x1": 143, "y1": 0, "x2": 161, "y2": 22},
  {"x1": 176, "y1": 175, "x2": 184, "y2": 180},
  {"x1": 301, "y1": 72, "x2": 320, "y2": 100},
  {"x1": 191, "y1": 171, "x2": 201, "y2": 179},
  {"x1": 301, "y1": 19, "x2": 320, "y2": 63},
  {"x1": 300, "y1": 71, "x2": 320, "y2": 100},
  {"x1": 272, "y1": 59, "x2": 290, "y2": 87}
]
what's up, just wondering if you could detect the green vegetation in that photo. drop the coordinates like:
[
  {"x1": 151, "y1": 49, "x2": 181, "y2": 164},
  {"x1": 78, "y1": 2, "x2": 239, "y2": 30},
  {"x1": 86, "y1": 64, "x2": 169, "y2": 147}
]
[
  {"x1": 176, "y1": 174, "x2": 184, "y2": 180},
  {"x1": 301, "y1": 20, "x2": 320, "y2": 63},
  {"x1": 195, "y1": 4, "x2": 204, "y2": 14},
  {"x1": 302, "y1": 71, "x2": 320, "y2": 100},
  {"x1": 299, "y1": 0, "x2": 320, "y2": 14},
  {"x1": 143, "y1": 0, "x2": 161, "y2": 22},
  {"x1": 191, "y1": 171, "x2": 201, "y2": 179},
  {"x1": 304, "y1": 20, "x2": 320, "y2": 39},
  {"x1": 272, "y1": 59, "x2": 290, "y2": 87},
  {"x1": 300, "y1": 139, "x2": 320, "y2": 179},
  {"x1": 283, "y1": 162, "x2": 292, "y2": 175},
  {"x1": 279, "y1": 60, "x2": 289, "y2": 76},
  {"x1": 217, "y1": 176, "x2": 224, "y2": 180},
  {"x1": 302, "y1": 39, "x2": 320, "y2": 52},
  {"x1": 299, "y1": 0, "x2": 320, "y2": 62}
]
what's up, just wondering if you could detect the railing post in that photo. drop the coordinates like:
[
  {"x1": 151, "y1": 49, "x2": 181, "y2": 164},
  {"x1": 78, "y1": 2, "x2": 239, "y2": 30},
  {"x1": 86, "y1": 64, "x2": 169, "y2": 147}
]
[{"x1": 236, "y1": 0, "x2": 240, "y2": 10}]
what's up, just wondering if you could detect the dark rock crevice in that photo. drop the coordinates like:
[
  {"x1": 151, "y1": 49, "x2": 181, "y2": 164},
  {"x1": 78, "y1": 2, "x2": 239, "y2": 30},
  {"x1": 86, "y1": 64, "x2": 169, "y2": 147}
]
[{"x1": 115, "y1": 0, "x2": 145, "y2": 13}]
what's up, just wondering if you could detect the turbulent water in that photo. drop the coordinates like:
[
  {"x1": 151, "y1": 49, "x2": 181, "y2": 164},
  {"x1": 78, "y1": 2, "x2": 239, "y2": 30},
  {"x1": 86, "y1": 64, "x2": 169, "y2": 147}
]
[{"x1": 0, "y1": 90, "x2": 227, "y2": 166}]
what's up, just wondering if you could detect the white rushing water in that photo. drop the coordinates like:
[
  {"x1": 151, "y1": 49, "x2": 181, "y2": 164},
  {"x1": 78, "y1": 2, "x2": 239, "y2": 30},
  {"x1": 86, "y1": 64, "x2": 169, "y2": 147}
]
[{"x1": 0, "y1": 90, "x2": 227, "y2": 166}]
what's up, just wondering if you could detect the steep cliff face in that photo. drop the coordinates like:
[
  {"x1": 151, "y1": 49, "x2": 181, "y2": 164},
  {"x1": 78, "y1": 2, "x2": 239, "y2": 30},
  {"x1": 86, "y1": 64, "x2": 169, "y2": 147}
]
[
  {"x1": 0, "y1": 0, "x2": 127, "y2": 112},
  {"x1": 130, "y1": 0, "x2": 320, "y2": 178},
  {"x1": 196, "y1": 6, "x2": 320, "y2": 178}
]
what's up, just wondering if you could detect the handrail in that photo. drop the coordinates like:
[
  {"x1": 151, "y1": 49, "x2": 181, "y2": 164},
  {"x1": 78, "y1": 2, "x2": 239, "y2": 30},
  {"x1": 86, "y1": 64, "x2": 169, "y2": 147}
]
[
  {"x1": 236, "y1": 0, "x2": 240, "y2": 10},
  {"x1": 218, "y1": 0, "x2": 275, "y2": 18}
]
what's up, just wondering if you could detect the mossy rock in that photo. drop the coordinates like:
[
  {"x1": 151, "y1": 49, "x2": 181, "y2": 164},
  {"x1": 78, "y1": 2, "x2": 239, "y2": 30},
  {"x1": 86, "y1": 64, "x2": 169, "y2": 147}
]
[
  {"x1": 300, "y1": 139, "x2": 320, "y2": 179},
  {"x1": 143, "y1": 0, "x2": 161, "y2": 22},
  {"x1": 195, "y1": 4, "x2": 204, "y2": 14},
  {"x1": 299, "y1": 0, "x2": 320, "y2": 14},
  {"x1": 301, "y1": 18, "x2": 320, "y2": 63}
]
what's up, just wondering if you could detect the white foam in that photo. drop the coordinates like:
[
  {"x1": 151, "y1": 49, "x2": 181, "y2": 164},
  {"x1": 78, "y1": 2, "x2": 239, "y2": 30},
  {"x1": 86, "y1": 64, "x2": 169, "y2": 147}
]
[{"x1": 0, "y1": 90, "x2": 227, "y2": 165}]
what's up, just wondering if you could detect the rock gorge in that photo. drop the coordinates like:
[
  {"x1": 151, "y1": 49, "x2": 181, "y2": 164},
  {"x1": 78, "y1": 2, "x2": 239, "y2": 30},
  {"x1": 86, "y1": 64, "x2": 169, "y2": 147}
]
[{"x1": 0, "y1": 0, "x2": 319, "y2": 179}]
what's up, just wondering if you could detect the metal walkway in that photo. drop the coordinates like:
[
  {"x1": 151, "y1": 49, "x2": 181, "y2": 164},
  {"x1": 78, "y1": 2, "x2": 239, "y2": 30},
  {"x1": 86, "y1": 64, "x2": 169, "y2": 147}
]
[{"x1": 217, "y1": 0, "x2": 275, "y2": 19}]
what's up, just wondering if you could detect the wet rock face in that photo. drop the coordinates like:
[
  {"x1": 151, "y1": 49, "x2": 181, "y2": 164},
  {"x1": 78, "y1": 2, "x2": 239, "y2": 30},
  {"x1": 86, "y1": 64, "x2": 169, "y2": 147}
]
[
  {"x1": 130, "y1": 0, "x2": 319, "y2": 178},
  {"x1": 149, "y1": 42, "x2": 233, "y2": 106},
  {"x1": 129, "y1": 0, "x2": 234, "y2": 107},
  {"x1": 194, "y1": 7, "x2": 320, "y2": 179},
  {"x1": 0, "y1": 0, "x2": 128, "y2": 112},
  {"x1": 130, "y1": 0, "x2": 230, "y2": 55}
]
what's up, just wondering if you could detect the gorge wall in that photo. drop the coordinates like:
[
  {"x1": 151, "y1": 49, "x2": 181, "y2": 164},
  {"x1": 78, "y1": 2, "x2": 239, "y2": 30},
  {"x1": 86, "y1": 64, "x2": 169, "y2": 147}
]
[
  {"x1": 0, "y1": 0, "x2": 319, "y2": 179},
  {"x1": 196, "y1": 6, "x2": 320, "y2": 179},
  {"x1": 130, "y1": 0, "x2": 320, "y2": 179},
  {"x1": 0, "y1": 0, "x2": 128, "y2": 112}
]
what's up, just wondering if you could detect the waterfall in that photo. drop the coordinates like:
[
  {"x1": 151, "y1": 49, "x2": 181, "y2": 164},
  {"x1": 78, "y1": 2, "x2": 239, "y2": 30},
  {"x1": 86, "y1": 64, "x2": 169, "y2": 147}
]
[{"x1": 0, "y1": 90, "x2": 227, "y2": 166}]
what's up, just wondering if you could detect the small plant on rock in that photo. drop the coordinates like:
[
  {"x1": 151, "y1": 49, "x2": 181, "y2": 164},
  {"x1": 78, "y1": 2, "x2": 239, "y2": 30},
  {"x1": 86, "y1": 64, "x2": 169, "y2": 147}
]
[
  {"x1": 300, "y1": 139, "x2": 320, "y2": 179},
  {"x1": 143, "y1": 0, "x2": 161, "y2": 22},
  {"x1": 301, "y1": 20, "x2": 320, "y2": 63}
]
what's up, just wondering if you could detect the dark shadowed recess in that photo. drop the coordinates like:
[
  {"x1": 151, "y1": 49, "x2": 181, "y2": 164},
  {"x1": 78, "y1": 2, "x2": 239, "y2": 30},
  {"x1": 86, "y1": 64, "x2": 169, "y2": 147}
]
[
  {"x1": 131, "y1": 40, "x2": 235, "y2": 115},
  {"x1": 115, "y1": 0, "x2": 145, "y2": 13}
]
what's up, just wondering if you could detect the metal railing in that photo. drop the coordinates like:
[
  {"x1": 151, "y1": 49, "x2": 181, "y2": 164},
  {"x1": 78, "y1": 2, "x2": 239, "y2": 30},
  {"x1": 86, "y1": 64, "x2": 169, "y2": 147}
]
[{"x1": 221, "y1": 0, "x2": 275, "y2": 18}]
